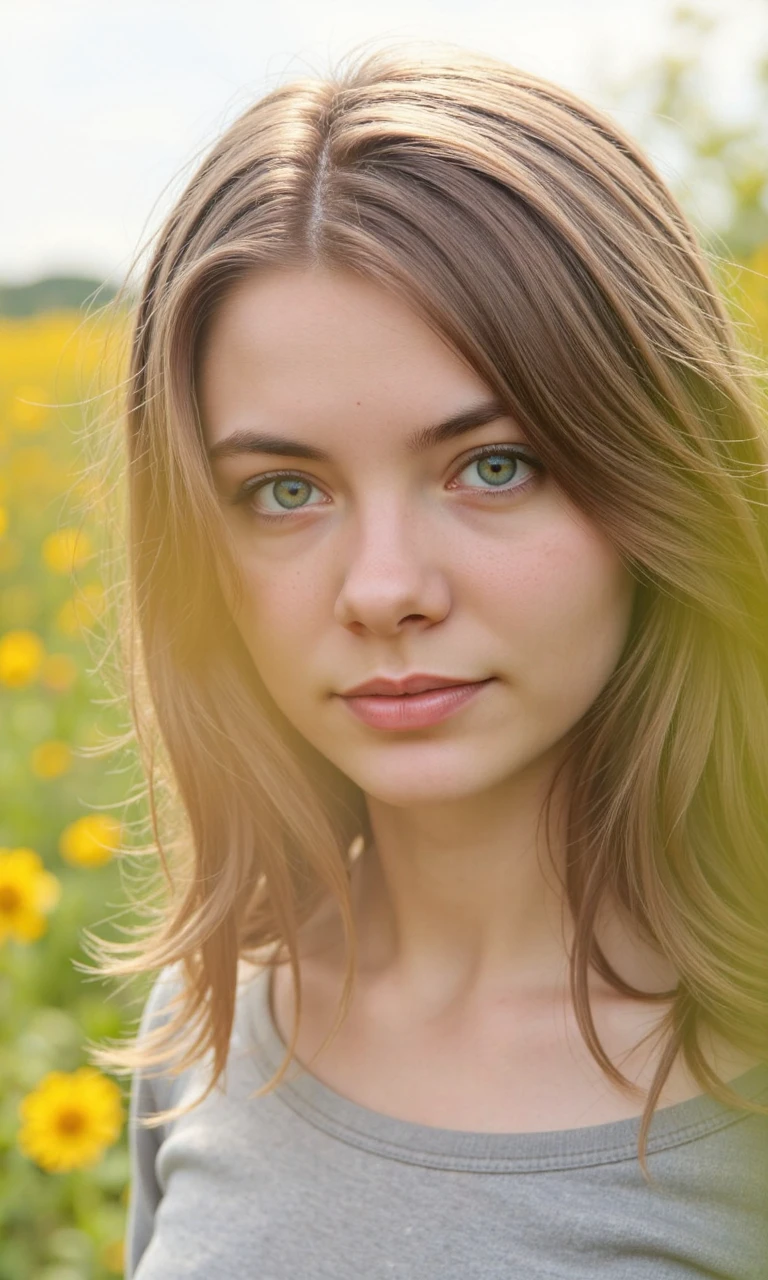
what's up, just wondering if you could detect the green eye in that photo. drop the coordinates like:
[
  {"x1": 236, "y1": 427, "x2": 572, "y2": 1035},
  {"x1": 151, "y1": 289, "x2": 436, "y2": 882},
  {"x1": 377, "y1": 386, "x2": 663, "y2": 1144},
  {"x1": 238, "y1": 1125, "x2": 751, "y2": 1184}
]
[
  {"x1": 239, "y1": 472, "x2": 326, "y2": 517},
  {"x1": 459, "y1": 452, "x2": 522, "y2": 487},
  {"x1": 233, "y1": 444, "x2": 543, "y2": 523},
  {"x1": 268, "y1": 477, "x2": 315, "y2": 510}
]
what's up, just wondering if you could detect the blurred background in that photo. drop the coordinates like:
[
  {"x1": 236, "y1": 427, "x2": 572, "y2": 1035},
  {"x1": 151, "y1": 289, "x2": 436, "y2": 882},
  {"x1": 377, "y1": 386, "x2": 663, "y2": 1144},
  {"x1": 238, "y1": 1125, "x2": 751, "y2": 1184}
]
[{"x1": 1, "y1": 2, "x2": 767, "y2": 1276}]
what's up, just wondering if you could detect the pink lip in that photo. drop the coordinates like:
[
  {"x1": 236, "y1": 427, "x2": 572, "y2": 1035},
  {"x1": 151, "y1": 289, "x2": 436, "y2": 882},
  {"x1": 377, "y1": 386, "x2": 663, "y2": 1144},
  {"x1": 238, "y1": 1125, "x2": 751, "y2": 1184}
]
[
  {"x1": 341, "y1": 672, "x2": 487, "y2": 697},
  {"x1": 339, "y1": 679, "x2": 495, "y2": 730}
]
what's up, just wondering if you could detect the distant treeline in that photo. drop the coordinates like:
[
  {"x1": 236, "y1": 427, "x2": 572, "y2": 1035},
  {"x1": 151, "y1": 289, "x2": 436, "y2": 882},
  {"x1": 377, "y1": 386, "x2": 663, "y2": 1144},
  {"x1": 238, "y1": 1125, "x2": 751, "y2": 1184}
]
[{"x1": 0, "y1": 275, "x2": 132, "y2": 317}]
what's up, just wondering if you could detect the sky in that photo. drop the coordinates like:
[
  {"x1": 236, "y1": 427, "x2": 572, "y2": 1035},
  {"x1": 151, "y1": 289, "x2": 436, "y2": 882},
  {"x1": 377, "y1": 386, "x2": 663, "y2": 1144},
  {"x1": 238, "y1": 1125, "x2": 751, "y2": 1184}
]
[{"x1": 2, "y1": 0, "x2": 766, "y2": 286}]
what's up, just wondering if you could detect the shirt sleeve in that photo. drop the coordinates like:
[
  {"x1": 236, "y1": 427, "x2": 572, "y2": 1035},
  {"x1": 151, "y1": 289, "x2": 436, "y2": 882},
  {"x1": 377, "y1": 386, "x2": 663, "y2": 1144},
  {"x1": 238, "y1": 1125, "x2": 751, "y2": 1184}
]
[{"x1": 124, "y1": 966, "x2": 183, "y2": 1278}]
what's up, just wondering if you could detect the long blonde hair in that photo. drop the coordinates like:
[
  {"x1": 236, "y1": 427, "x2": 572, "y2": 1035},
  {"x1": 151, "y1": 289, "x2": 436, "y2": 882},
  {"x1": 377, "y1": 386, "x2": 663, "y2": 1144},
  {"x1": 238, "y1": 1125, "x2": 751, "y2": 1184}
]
[{"x1": 82, "y1": 40, "x2": 768, "y2": 1183}]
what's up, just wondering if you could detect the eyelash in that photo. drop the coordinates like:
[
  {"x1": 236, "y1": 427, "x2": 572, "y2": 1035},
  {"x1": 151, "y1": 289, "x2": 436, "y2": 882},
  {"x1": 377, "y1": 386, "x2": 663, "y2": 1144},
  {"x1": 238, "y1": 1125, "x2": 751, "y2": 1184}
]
[{"x1": 230, "y1": 444, "x2": 544, "y2": 523}]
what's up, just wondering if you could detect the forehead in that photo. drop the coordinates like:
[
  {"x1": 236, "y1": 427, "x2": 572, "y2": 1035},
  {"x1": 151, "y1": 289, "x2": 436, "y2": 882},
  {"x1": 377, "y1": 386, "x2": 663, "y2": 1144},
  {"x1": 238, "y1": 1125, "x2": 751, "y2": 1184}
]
[
  {"x1": 196, "y1": 266, "x2": 495, "y2": 452},
  {"x1": 201, "y1": 265, "x2": 445, "y2": 363}
]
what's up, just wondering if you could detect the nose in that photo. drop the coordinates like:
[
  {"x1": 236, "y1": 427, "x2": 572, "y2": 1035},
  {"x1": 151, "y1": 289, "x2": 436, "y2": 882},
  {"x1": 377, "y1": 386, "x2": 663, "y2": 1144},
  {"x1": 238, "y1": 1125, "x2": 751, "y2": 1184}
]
[{"x1": 333, "y1": 496, "x2": 450, "y2": 637}]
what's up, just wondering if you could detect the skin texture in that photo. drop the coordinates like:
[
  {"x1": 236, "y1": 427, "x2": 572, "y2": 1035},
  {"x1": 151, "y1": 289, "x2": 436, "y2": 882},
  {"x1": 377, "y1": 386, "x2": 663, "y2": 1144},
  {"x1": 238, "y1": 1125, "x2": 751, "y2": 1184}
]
[
  {"x1": 199, "y1": 265, "x2": 763, "y2": 1127},
  {"x1": 196, "y1": 265, "x2": 747, "y2": 1127},
  {"x1": 199, "y1": 263, "x2": 642, "y2": 982},
  {"x1": 194, "y1": 267, "x2": 655, "y2": 998}
]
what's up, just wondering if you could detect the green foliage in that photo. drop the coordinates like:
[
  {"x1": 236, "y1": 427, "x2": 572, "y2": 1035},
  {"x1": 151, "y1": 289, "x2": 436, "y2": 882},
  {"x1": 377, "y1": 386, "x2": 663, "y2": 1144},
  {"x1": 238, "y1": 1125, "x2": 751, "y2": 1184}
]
[{"x1": 597, "y1": 4, "x2": 768, "y2": 259}]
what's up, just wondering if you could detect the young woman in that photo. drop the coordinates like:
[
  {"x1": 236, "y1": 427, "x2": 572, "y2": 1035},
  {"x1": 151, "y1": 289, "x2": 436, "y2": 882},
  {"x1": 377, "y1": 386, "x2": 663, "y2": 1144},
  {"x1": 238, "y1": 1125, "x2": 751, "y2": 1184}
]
[{"x1": 84, "y1": 40, "x2": 768, "y2": 1279}]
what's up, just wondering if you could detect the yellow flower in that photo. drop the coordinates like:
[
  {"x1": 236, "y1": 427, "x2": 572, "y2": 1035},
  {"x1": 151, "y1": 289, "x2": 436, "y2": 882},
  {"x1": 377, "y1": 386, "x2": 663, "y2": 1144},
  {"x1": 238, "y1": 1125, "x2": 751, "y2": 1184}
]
[
  {"x1": 42, "y1": 528, "x2": 94, "y2": 575},
  {"x1": 40, "y1": 652, "x2": 78, "y2": 693},
  {"x1": 59, "y1": 814, "x2": 122, "y2": 868},
  {"x1": 0, "y1": 629, "x2": 45, "y2": 687},
  {"x1": 0, "y1": 847, "x2": 62, "y2": 943},
  {"x1": 17, "y1": 1067, "x2": 124, "y2": 1173},
  {"x1": 54, "y1": 582, "x2": 106, "y2": 637},
  {"x1": 0, "y1": 505, "x2": 7, "y2": 537},
  {"x1": 31, "y1": 740, "x2": 73, "y2": 779},
  {"x1": 9, "y1": 384, "x2": 51, "y2": 432}
]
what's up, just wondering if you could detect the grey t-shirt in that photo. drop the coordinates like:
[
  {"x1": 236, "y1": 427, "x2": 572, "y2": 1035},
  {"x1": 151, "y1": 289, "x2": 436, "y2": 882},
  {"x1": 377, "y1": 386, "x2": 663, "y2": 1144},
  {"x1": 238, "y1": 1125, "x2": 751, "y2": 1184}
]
[{"x1": 125, "y1": 961, "x2": 768, "y2": 1279}]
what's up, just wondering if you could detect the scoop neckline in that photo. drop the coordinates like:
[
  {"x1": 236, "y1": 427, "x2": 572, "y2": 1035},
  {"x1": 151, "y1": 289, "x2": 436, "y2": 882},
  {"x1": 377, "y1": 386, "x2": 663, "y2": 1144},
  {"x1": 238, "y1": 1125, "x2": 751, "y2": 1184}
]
[{"x1": 242, "y1": 963, "x2": 768, "y2": 1173}]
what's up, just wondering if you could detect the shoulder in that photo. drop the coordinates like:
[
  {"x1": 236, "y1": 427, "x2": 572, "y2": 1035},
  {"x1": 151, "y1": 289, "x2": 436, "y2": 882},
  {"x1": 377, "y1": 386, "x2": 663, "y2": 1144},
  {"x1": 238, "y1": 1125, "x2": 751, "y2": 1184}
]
[
  {"x1": 135, "y1": 954, "x2": 274, "y2": 1054},
  {"x1": 138, "y1": 956, "x2": 272, "y2": 1045},
  {"x1": 137, "y1": 962, "x2": 186, "y2": 1035}
]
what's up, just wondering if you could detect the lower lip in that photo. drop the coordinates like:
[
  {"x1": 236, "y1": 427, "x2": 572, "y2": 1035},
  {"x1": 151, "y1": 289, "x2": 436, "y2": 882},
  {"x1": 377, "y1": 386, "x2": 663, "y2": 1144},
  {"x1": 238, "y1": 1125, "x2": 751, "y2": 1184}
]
[{"x1": 340, "y1": 680, "x2": 495, "y2": 730}]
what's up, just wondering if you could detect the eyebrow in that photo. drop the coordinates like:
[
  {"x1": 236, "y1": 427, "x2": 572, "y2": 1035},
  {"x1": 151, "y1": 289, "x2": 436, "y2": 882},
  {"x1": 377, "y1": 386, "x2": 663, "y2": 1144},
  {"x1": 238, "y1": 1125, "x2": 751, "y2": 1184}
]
[{"x1": 206, "y1": 396, "x2": 512, "y2": 464}]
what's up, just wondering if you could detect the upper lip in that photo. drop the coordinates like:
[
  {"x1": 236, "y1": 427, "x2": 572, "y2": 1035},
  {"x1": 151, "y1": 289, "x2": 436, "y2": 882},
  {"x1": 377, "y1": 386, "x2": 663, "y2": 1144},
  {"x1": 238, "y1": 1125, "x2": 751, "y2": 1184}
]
[{"x1": 340, "y1": 673, "x2": 490, "y2": 697}]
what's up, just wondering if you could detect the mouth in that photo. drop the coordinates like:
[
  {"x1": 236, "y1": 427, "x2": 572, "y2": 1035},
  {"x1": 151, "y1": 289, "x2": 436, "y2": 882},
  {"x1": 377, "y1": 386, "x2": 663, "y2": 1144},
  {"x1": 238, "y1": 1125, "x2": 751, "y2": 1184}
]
[
  {"x1": 338, "y1": 678, "x2": 496, "y2": 730},
  {"x1": 350, "y1": 681, "x2": 488, "y2": 697},
  {"x1": 340, "y1": 673, "x2": 493, "y2": 698}
]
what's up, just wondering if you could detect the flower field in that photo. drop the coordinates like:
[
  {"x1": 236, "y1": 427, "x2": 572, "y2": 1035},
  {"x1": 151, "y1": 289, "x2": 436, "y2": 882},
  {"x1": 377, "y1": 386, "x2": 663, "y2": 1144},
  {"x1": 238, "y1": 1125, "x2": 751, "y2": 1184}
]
[
  {"x1": 0, "y1": 306, "x2": 142, "y2": 1280},
  {"x1": 0, "y1": 247, "x2": 766, "y2": 1279}
]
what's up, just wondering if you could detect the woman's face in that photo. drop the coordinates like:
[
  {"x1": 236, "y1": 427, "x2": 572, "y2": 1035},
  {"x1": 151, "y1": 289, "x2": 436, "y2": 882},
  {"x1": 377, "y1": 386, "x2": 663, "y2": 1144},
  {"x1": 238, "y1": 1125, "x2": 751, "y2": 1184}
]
[{"x1": 198, "y1": 266, "x2": 636, "y2": 807}]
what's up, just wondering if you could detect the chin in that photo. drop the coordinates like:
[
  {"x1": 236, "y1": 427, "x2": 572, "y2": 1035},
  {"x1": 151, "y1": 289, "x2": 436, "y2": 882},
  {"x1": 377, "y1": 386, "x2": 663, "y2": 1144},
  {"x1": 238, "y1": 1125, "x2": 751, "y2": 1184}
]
[{"x1": 337, "y1": 748, "x2": 525, "y2": 808}]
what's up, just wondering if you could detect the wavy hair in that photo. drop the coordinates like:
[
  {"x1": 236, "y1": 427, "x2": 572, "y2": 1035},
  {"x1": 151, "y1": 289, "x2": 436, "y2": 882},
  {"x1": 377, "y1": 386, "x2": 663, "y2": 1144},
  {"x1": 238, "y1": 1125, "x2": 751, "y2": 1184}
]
[{"x1": 81, "y1": 40, "x2": 768, "y2": 1183}]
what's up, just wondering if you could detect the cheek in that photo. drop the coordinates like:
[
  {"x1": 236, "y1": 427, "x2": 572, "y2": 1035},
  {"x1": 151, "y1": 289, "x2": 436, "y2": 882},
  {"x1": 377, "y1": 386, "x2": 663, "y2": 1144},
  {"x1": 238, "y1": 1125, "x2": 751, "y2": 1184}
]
[
  {"x1": 225, "y1": 511, "x2": 635, "y2": 735},
  {"x1": 479, "y1": 521, "x2": 635, "y2": 701},
  {"x1": 229, "y1": 559, "x2": 326, "y2": 685}
]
